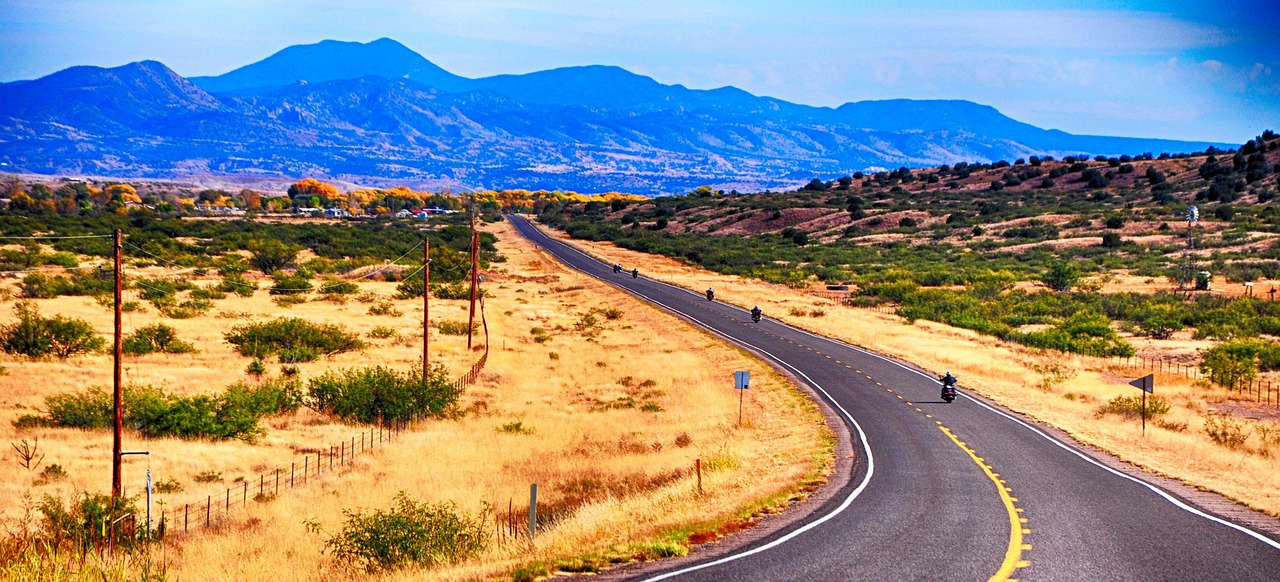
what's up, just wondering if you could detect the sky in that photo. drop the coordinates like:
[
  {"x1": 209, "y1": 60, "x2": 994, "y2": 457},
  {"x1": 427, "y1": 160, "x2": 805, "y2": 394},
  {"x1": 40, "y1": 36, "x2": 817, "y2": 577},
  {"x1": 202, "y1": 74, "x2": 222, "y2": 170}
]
[{"x1": 2, "y1": 0, "x2": 1277, "y2": 143}]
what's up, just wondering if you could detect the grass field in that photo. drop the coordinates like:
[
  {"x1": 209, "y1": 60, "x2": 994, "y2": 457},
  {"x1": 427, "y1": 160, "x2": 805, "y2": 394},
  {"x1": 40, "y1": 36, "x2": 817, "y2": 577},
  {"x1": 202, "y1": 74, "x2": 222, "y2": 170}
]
[
  {"x1": 539, "y1": 222, "x2": 1280, "y2": 519},
  {"x1": 0, "y1": 218, "x2": 832, "y2": 579}
]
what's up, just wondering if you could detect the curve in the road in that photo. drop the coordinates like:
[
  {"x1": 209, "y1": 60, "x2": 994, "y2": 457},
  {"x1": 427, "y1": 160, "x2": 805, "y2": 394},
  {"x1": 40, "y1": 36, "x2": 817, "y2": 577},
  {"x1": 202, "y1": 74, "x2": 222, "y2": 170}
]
[{"x1": 507, "y1": 215, "x2": 1280, "y2": 581}]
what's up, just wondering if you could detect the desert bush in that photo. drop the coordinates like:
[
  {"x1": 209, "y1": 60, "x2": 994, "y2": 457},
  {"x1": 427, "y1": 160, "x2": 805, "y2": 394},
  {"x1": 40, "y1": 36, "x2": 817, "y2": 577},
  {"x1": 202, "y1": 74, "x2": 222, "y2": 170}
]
[
  {"x1": 216, "y1": 274, "x2": 257, "y2": 297},
  {"x1": 159, "y1": 298, "x2": 213, "y2": 319},
  {"x1": 1203, "y1": 411, "x2": 1251, "y2": 449},
  {"x1": 272, "y1": 294, "x2": 308, "y2": 307},
  {"x1": 431, "y1": 282, "x2": 484, "y2": 300},
  {"x1": 248, "y1": 239, "x2": 299, "y2": 274},
  {"x1": 225, "y1": 318, "x2": 365, "y2": 360},
  {"x1": 36, "y1": 464, "x2": 67, "y2": 484},
  {"x1": 0, "y1": 301, "x2": 105, "y2": 359},
  {"x1": 1200, "y1": 339, "x2": 1263, "y2": 387},
  {"x1": 319, "y1": 279, "x2": 360, "y2": 295},
  {"x1": 246, "y1": 358, "x2": 266, "y2": 377},
  {"x1": 307, "y1": 365, "x2": 457, "y2": 425},
  {"x1": 190, "y1": 286, "x2": 227, "y2": 300},
  {"x1": 369, "y1": 302, "x2": 403, "y2": 317},
  {"x1": 1095, "y1": 394, "x2": 1170, "y2": 419},
  {"x1": 153, "y1": 477, "x2": 182, "y2": 493},
  {"x1": 320, "y1": 492, "x2": 490, "y2": 574},
  {"x1": 16, "y1": 380, "x2": 302, "y2": 441},
  {"x1": 270, "y1": 272, "x2": 313, "y2": 295},
  {"x1": 122, "y1": 323, "x2": 196, "y2": 356},
  {"x1": 20, "y1": 270, "x2": 113, "y2": 299},
  {"x1": 437, "y1": 320, "x2": 475, "y2": 336},
  {"x1": 37, "y1": 492, "x2": 142, "y2": 554},
  {"x1": 368, "y1": 326, "x2": 398, "y2": 339}
]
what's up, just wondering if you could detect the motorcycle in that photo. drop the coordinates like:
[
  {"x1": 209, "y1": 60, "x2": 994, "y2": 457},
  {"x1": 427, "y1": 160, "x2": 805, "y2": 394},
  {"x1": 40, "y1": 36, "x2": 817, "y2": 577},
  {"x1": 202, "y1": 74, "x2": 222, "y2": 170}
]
[
  {"x1": 706, "y1": 289, "x2": 715, "y2": 301},
  {"x1": 751, "y1": 311, "x2": 762, "y2": 323},
  {"x1": 632, "y1": 268, "x2": 638, "y2": 279},
  {"x1": 941, "y1": 383, "x2": 957, "y2": 403},
  {"x1": 613, "y1": 264, "x2": 622, "y2": 274}
]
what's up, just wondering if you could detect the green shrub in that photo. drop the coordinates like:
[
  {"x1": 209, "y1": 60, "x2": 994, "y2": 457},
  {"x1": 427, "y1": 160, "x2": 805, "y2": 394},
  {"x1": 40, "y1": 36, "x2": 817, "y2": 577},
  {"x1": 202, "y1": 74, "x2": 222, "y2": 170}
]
[
  {"x1": 15, "y1": 379, "x2": 302, "y2": 441},
  {"x1": 248, "y1": 239, "x2": 299, "y2": 274},
  {"x1": 37, "y1": 492, "x2": 142, "y2": 553},
  {"x1": 319, "y1": 279, "x2": 360, "y2": 295},
  {"x1": 307, "y1": 365, "x2": 458, "y2": 425},
  {"x1": 437, "y1": 320, "x2": 474, "y2": 336},
  {"x1": 36, "y1": 464, "x2": 68, "y2": 484},
  {"x1": 430, "y1": 282, "x2": 483, "y2": 300},
  {"x1": 530, "y1": 327, "x2": 551, "y2": 343},
  {"x1": 20, "y1": 270, "x2": 113, "y2": 299},
  {"x1": 369, "y1": 302, "x2": 403, "y2": 317},
  {"x1": 368, "y1": 326, "x2": 398, "y2": 339},
  {"x1": 246, "y1": 358, "x2": 266, "y2": 377},
  {"x1": 191, "y1": 286, "x2": 227, "y2": 300},
  {"x1": 1095, "y1": 394, "x2": 1170, "y2": 419},
  {"x1": 279, "y1": 346, "x2": 322, "y2": 363},
  {"x1": 273, "y1": 294, "x2": 308, "y2": 307},
  {"x1": 225, "y1": 318, "x2": 365, "y2": 360},
  {"x1": 270, "y1": 272, "x2": 313, "y2": 295},
  {"x1": 122, "y1": 323, "x2": 197, "y2": 356},
  {"x1": 216, "y1": 274, "x2": 257, "y2": 297},
  {"x1": 322, "y1": 492, "x2": 490, "y2": 573},
  {"x1": 1200, "y1": 339, "x2": 1263, "y2": 386},
  {"x1": 159, "y1": 298, "x2": 213, "y2": 319},
  {"x1": 0, "y1": 301, "x2": 105, "y2": 359}
]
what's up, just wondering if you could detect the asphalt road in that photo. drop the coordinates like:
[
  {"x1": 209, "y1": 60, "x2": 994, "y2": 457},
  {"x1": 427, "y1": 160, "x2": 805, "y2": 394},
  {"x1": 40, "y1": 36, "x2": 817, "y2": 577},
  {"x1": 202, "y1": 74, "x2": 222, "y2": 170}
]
[{"x1": 507, "y1": 215, "x2": 1280, "y2": 581}]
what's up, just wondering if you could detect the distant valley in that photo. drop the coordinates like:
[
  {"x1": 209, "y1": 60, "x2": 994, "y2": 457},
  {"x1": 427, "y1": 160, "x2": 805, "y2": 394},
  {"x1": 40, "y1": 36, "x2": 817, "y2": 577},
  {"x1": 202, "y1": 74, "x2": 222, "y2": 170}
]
[{"x1": 0, "y1": 38, "x2": 1230, "y2": 194}]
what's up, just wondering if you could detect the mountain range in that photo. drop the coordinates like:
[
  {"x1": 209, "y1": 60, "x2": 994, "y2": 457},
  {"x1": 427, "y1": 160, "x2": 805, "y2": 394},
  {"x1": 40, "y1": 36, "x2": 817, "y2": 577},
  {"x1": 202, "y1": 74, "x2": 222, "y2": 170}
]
[{"x1": 0, "y1": 38, "x2": 1230, "y2": 194}]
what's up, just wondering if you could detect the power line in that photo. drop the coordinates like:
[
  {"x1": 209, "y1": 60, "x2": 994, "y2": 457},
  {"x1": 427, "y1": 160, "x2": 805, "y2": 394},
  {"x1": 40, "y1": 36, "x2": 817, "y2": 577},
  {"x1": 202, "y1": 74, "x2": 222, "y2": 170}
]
[{"x1": 0, "y1": 234, "x2": 114, "y2": 240}]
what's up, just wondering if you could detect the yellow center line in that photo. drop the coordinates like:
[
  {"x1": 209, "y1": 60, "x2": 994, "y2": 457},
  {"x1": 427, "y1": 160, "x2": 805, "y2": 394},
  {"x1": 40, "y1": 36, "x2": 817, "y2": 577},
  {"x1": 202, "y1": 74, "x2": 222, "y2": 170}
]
[{"x1": 938, "y1": 425, "x2": 1028, "y2": 581}]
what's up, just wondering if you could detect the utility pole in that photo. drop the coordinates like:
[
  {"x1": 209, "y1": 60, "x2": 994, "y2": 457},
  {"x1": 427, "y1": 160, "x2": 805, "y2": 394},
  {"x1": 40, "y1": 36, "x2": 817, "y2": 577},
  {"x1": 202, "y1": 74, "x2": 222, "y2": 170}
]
[
  {"x1": 112, "y1": 229, "x2": 123, "y2": 501},
  {"x1": 467, "y1": 230, "x2": 479, "y2": 350},
  {"x1": 430, "y1": 236, "x2": 435, "y2": 383}
]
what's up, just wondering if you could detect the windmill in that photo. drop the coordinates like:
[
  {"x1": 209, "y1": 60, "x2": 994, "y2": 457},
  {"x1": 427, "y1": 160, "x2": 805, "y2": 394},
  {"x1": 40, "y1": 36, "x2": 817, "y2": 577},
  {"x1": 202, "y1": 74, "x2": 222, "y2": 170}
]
[{"x1": 1184, "y1": 205, "x2": 1199, "y2": 291}]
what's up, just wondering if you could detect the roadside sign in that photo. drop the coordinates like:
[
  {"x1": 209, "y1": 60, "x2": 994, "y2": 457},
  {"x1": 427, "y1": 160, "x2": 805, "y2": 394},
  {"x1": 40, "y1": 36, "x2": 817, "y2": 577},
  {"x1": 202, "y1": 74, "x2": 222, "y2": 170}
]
[
  {"x1": 1129, "y1": 374, "x2": 1154, "y2": 393},
  {"x1": 734, "y1": 371, "x2": 750, "y2": 390}
]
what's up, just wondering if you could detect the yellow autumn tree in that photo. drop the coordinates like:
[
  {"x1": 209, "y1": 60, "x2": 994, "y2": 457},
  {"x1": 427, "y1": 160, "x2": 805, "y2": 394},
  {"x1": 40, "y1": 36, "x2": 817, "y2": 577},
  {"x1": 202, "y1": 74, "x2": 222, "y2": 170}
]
[
  {"x1": 287, "y1": 178, "x2": 339, "y2": 201},
  {"x1": 104, "y1": 183, "x2": 141, "y2": 204}
]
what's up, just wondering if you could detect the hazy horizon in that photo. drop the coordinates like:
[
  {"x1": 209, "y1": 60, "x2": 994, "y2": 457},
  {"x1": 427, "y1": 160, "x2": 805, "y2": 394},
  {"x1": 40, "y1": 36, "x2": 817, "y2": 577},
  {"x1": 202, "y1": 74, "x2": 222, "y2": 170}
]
[{"x1": 2, "y1": 0, "x2": 1277, "y2": 144}]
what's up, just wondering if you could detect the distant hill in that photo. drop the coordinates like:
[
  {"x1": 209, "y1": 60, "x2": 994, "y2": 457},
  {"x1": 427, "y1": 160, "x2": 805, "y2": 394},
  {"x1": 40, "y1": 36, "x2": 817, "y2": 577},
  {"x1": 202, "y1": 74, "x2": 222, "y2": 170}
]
[{"x1": 0, "y1": 38, "x2": 1234, "y2": 194}]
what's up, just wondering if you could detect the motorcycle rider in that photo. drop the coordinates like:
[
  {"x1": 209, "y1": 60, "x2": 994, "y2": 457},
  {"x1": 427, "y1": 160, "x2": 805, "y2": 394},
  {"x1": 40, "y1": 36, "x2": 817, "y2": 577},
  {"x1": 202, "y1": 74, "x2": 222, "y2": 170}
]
[
  {"x1": 750, "y1": 305, "x2": 762, "y2": 321},
  {"x1": 631, "y1": 268, "x2": 639, "y2": 279},
  {"x1": 941, "y1": 371, "x2": 957, "y2": 388},
  {"x1": 613, "y1": 263, "x2": 621, "y2": 274},
  {"x1": 706, "y1": 288, "x2": 715, "y2": 301}
]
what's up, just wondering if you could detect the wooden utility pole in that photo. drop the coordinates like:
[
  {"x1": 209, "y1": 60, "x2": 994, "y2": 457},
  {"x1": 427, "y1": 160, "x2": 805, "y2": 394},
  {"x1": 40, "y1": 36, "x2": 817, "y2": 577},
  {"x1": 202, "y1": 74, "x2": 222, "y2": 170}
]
[
  {"x1": 112, "y1": 229, "x2": 123, "y2": 501},
  {"x1": 467, "y1": 230, "x2": 479, "y2": 350},
  {"x1": 430, "y1": 236, "x2": 435, "y2": 383}
]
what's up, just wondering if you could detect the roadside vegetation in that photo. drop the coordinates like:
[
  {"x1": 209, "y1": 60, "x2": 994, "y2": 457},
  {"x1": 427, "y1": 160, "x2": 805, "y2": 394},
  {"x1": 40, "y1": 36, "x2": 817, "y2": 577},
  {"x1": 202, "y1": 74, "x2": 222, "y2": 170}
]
[{"x1": 0, "y1": 217, "x2": 830, "y2": 580}]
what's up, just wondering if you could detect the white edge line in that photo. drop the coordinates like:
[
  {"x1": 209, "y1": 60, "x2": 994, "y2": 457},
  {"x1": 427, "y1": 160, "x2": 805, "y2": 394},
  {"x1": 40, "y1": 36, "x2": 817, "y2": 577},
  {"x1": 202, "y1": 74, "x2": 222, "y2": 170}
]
[
  {"x1": 781, "y1": 318, "x2": 1280, "y2": 551},
  {"x1": 509, "y1": 218, "x2": 880, "y2": 578}
]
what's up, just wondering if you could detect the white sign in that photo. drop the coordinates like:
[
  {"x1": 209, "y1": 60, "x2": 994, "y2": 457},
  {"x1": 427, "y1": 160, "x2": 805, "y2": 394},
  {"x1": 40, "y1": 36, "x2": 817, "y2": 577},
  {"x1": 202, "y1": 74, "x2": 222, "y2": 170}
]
[{"x1": 734, "y1": 371, "x2": 750, "y2": 390}]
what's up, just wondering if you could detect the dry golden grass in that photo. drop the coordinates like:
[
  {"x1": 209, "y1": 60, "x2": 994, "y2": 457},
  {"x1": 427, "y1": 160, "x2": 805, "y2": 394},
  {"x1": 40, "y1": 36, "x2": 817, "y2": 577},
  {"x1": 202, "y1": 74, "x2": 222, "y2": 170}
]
[
  {"x1": 0, "y1": 218, "x2": 831, "y2": 579},
  {"x1": 538, "y1": 223, "x2": 1280, "y2": 519}
]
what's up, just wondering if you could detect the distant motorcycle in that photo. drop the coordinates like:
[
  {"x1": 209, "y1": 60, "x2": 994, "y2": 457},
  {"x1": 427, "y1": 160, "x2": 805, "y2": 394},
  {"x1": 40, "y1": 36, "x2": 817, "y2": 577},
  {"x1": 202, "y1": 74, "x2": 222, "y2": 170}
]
[
  {"x1": 613, "y1": 264, "x2": 622, "y2": 274},
  {"x1": 751, "y1": 310, "x2": 762, "y2": 323},
  {"x1": 706, "y1": 289, "x2": 715, "y2": 301},
  {"x1": 632, "y1": 268, "x2": 639, "y2": 279},
  {"x1": 941, "y1": 382, "x2": 958, "y2": 403}
]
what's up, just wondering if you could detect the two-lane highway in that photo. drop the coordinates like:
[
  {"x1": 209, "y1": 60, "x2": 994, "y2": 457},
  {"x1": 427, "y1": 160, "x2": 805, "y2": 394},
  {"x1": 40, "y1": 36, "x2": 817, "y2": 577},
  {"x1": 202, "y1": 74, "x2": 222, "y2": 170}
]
[{"x1": 508, "y1": 215, "x2": 1280, "y2": 580}]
